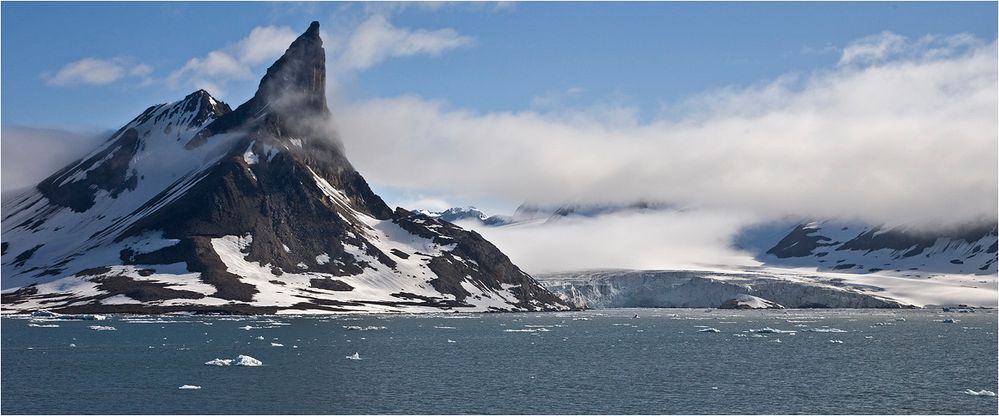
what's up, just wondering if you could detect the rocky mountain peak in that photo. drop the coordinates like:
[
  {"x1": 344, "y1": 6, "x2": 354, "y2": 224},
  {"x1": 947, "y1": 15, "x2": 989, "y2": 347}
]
[{"x1": 187, "y1": 21, "x2": 328, "y2": 148}]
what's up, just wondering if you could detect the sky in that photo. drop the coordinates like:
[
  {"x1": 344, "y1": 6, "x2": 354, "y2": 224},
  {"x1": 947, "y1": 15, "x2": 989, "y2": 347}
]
[{"x1": 2, "y1": 2, "x2": 997, "y2": 271}]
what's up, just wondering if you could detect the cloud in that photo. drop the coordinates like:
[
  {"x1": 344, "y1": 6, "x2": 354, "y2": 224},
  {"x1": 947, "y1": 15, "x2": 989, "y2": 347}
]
[
  {"x1": 1, "y1": 126, "x2": 108, "y2": 192},
  {"x1": 459, "y1": 209, "x2": 760, "y2": 274},
  {"x1": 167, "y1": 25, "x2": 298, "y2": 95},
  {"x1": 839, "y1": 31, "x2": 984, "y2": 66},
  {"x1": 333, "y1": 33, "x2": 998, "y2": 230},
  {"x1": 236, "y1": 26, "x2": 301, "y2": 65},
  {"x1": 334, "y1": 15, "x2": 475, "y2": 72},
  {"x1": 45, "y1": 58, "x2": 151, "y2": 86}
]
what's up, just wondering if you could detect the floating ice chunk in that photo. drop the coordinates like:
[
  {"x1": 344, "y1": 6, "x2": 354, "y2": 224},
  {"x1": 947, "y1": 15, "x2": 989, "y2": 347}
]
[
  {"x1": 447, "y1": 339, "x2": 457, "y2": 343},
  {"x1": 31, "y1": 310, "x2": 61, "y2": 318},
  {"x1": 69, "y1": 343, "x2": 76, "y2": 347},
  {"x1": 178, "y1": 385, "x2": 202, "y2": 390},
  {"x1": 829, "y1": 340, "x2": 844, "y2": 344},
  {"x1": 504, "y1": 328, "x2": 550, "y2": 333},
  {"x1": 942, "y1": 319, "x2": 958, "y2": 323},
  {"x1": 804, "y1": 328, "x2": 848, "y2": 333},
  {"x1": 255, "y1": 336, "x2": 265, "y2": 340},
  {"x1": 747, "y1": 327, "x2": 796, "y2": 334},
  {"x1": 204, "y1": 358, "x2": 233, "y2": 366},
  {"x1": 698, "y1": 328, "x2": 721, "y2": 333},
  {"x1": 88, "y1": 325, "x2": 116, "y2": 331},
  {"x1": 343, "y1": 326, "x2": 385, "y2": 331},
  {"x1": 271, "y1": 343, "x2": 284, "y2": 347},
  {"x1": 346, "y1": 352, "x2": 361, "y2": 360},
  {"x1": 434, "y1": 326, "x2": 456, "y2": 329},
  {"x1": 205, "y1": 354, "x2": 262, "y2": 367},
  {"x1": 964, "y1": 389, "x2": 997, "y2": 397},
  {"x1": 28, "y1": 323, "x2": 60, "y2": 328},
  {"x1": 234, "y1": 355, "x2": 262, "y2": 366}
]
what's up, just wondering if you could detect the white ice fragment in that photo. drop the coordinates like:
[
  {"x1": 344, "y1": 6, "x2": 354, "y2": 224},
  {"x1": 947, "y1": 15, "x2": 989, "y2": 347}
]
[
  {"x1": 698, "y1": 328, "x2": 721, "y2": 333},
  {"x1": 204, "y1": 358, "x2": 233, "y2": 366},
  {"x1": 88, "y1": 325, "x2": 116, "y2": 331},
  {"x1": 234, "y1": 355, "x2": 262, "y2": 366},
  {"x1": 271, "y1": 342, "x2": 284, "y2": 347},
  {"x1": 178, "y1": 385, "x2": 202, "y2": 390},
  {"x1": 964, "y1": 389, "x2": 997, "y2": 396},
  {"x1": 346, "y1": 352, "x2": 361, "y2": 360}
]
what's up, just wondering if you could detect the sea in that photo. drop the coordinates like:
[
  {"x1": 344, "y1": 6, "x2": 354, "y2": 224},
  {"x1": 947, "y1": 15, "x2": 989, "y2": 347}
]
[{"x1": 2, "y1": 309, "x2": 996, "y2": 414}]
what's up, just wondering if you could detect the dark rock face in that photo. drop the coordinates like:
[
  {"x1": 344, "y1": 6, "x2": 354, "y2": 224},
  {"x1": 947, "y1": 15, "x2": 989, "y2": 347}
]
[
  {"x1": 766, "y1": 224, "x2": 839, "y2": 259},
  {"x1": 752, "y1": 220, "x2": 998, "y2": 275},
  {"x1": 1, "y1": 22, "x2": 568, "y2": 314}
]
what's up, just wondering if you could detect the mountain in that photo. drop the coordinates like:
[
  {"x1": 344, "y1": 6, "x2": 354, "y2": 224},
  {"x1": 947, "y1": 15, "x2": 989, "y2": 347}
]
[
  {"x1": 740, "y1": 220, "x2": 998, "y2": 275},
  {"x1": 424, "y1": 201, "x2": 673, "y2": 227},
  {"x1": 1, "y1": 22, "x2": 568, "y2": 314}
]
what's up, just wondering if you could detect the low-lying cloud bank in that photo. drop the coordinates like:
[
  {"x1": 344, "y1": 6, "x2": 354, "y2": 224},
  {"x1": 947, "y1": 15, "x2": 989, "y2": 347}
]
[
  {"x1": 455, "y1": 209, "x2": 761, "y2": 274},
  {"x1": 1, "y1": 126, "x2": 108, "y2": 193},
  {"x1": 335, "y1": 32, "x2": 998, "y2": 230}
]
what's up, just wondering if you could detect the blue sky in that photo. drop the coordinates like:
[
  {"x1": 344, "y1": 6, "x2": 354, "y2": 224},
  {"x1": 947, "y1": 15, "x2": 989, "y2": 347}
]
[
  {"x1": 2, "y1": 2, "x2": 996, "y2": 224},
  {"x1": 3, "y1": 2, "x2": 996, "y2": 129}
]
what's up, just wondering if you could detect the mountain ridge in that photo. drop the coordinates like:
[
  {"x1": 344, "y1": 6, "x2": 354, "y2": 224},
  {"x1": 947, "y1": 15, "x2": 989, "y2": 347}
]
[{"x1": 1, "y1": 22, "x2": 568, "y2": 314}]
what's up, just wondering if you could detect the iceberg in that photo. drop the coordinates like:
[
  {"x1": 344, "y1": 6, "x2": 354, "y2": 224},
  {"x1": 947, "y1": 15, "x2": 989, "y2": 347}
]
[
  {"x1": 747, "y1": 327, "x2": 796, "y2": 334},
  {"x1": 698, "y1": 328, "x2": 721, "y2": 333},
  {"x1": 204, "y1": 355, "x2": 262, "y2": 367},
  {"x1": 346, "y1": 352, "x2": 361, "y2": 360},
  {"x1": 88, "y1": 325, "x2": 116, "y2": 331},
  {"x1": 178, "y1": 385, "x2": 202, "y2": 390},
  {"x1": 963, "y1": 389, "x2": 997, "y2": 397},
  {"x1": 234, "y1": 355, "x2": 262, "y2": 366}
]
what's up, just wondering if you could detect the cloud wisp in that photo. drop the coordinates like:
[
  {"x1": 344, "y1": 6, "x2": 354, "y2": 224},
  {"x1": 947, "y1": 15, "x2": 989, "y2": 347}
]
[
  {"x1": 333, "y1": 32, "x2": 998, "y2": 230},
  {"x1": 331, "y1": 14, "x2": 475, "y2": 73},
  {"x1": 45, "y1": 57, "x2": 152, "y2": 86},
  {"x1": 1, "y1": 126, "x2": 109, "y2": 192}
]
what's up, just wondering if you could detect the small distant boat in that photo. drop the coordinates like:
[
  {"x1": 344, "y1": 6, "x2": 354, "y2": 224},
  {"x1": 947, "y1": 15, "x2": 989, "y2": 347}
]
[{"x1": 346, "y1": 352, "x2": 361, "y2": 360}]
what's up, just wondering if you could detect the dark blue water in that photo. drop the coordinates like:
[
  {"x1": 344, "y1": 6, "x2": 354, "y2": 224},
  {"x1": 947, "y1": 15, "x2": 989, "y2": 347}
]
[{"x1": 2, "y1": 309, "x2": 996, "y2": 414}]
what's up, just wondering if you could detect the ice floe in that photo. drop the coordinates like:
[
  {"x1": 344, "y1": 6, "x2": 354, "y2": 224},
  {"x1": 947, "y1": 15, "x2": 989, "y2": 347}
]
[
  {"x1": 204, "y1": 355, "x2": 262, "y2": 367},
  {"x1": 698, "y1": 328, "x2": 721, "y2": 333},
  {"x1": 747, "y1": 327, "x2": 796, "y2": 334},
  {"x1": 88, "y1": 325, "x2": 116, "y2": 331},
  {"x1": 178, "y1": 385, "x2": 202, "y2": 390},
  {"x1": 343, "y1": 325, "x2": 385, "y2": 331},
  {"x1": 963, "y1": 389, "x2": 997, "y2": 397},
  {"x1": 346, "y1": 352, "x2": 361, "y2": 360}
]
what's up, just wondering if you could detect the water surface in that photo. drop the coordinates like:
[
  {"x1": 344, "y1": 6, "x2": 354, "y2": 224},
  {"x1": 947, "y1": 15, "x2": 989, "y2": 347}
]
[{"x1": 2, "y1": 309, "x2": 996, "y2": 414}]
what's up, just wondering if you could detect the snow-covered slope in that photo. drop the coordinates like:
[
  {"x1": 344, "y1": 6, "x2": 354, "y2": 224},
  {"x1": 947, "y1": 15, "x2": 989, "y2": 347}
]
[
  {"x1": 1, "y1": 22, "x2": 568, "y2": 315},
  {"x1": 744, "y1": 221, "x2": 998, "y2": 275}
]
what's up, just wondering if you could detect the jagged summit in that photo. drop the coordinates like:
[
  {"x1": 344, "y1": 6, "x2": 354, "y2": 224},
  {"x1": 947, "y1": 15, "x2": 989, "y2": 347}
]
[
  {"x1": 2, "y1": 21, "x2": 568, "y2": 314},
  {"x1": 189, "y1": 21, "x2": 328, "y2": 149}
]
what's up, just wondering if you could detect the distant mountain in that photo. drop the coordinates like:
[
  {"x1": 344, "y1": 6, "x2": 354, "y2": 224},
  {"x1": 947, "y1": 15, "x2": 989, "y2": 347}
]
[
  {"x1": 1, "y1": 22, "x2": 568, "y2": 314},
  {"x1": 739, "y1": 220, "x2": 997, "y2": 275},
  {"x1": 423, "y1": 201, "x2": 673, "y2": 227}
]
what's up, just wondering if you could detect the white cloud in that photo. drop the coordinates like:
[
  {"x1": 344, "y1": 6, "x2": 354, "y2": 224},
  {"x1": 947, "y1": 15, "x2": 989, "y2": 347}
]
[
  {"x1": 334, "y1": 33, "x2": 998, "y2": 230},
  {"x1": 460, "y1": 209, "x2": 759, "y2": 274},
  {"x1": 335, "y1": 15, "x2": 475, "y2": 72},
  {"x1": 166, "y1": 25, "x2": 297, "y2": 96},
  {"x1": 45, "y1": 58, "x2": 151, "y2": 86},
  {"x1": 235, "y1": 26, "x2": 300, "y2": 65},
  {"x1": 1, "y1": 126, "x2": 108, "y2": 192},
  {"x1": 839, "y1": 31, "x2": 984, "y2": 66}
]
